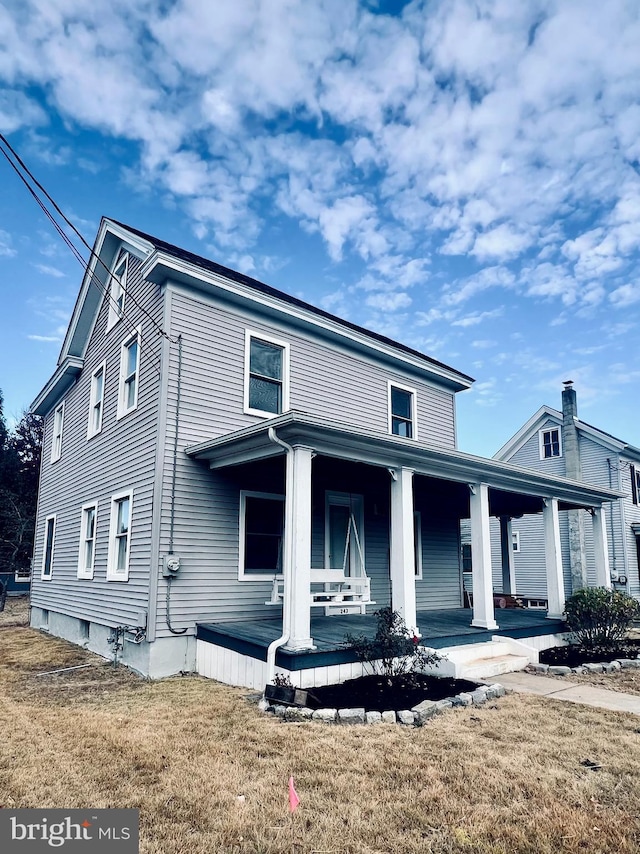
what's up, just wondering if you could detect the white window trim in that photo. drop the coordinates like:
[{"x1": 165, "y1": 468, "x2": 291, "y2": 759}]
[
  {"x1": 107, "y1": 489, "x2": 133, "y2": 581},
  {"x1": 117, "y1": 326, "x2": 141, "y2": 420},
  {"x1": 50, "y1": 401, "x2": 65, "y2": 463},
  {"x1": 77, "y1": 501, "x2": 98, "y2": 580},
  {"x1": 243, "y1": 329, "x2": 290, "y2": 418},
  {"x1": 41, "y1": 514, "x2": 56, "y2": 580},
  {"x1": 238, "y1": 489, "x2": 285, "y2": 581},
  {"x1": 512, "y1": 530, "x2": 521, "y2": 553},
  {"x1": 87, "y1": 360, "x2": 106, "y2": 439},
  {"x1": 387, "y1": 380, "x2": 418, "y2": 440},
  {"x1": 538, "y1": 426, "x2": 562, "y2": 460},
  {"x1": 107, "y1": 252, "x2": 129, "y2": 331},
  {"x1": 414, "y1": 510, "x2": 423, "y2": 579}
]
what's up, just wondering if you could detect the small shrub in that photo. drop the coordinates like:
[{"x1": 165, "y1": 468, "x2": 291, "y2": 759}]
[
  {"x1": 564, "y1": 587, "x2": 640, "y2": 651},
  {"x1": 272, "y1": 672, "x2": 293, "y2": 688},
  {"x1": 345, "y1": 607, "x2": 441, "y2": 682}
]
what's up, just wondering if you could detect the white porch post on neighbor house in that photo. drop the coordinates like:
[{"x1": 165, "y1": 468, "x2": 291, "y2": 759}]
[
  {"x1": 592, "y1": 506, "x2": 612, "y2": 589},
  {"x1": 543, "y1": 497, "x2": 565, "y2": 619},
  {"x1": 499, "y1": 515, "x2": 516, "y2": 595},
  {"x1": 285, "y1": 444, "x2": 314, "y2": 650},
  {"x1": 469, "y1": 483, "x2": 499, "y2": 630},
  {"x1": 389, "y1": 467, "x2": 419, "y2": 636}
]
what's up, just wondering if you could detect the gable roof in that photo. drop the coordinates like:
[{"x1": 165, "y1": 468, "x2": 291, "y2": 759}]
[
  {"x1": 495, "y1": 405, "x2": 640, "y2": 463},
  {"x1": 32, "y1": 218, "x2": 473, "y2": 414}
]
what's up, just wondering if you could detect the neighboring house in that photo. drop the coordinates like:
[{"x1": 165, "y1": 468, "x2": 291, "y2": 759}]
[
  {"x1": 30, "y1": 220, "x2": 620, "y2": 684},
  {"x1": 479, "y1": 382, "x2": 640, "y2": 604}
]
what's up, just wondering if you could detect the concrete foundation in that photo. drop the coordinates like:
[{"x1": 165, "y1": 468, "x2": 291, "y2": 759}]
[{"x1": 29, "y1": 607, "x2": 196, "y2": 678}]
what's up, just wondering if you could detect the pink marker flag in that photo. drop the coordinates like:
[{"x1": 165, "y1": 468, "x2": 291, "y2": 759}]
[{"x1": 288, "y1": 776, "x2": 300, "y2": 812}]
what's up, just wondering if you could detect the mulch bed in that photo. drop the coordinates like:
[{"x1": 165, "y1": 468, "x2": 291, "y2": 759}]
[
  {"x1": 540, "y1": 640, "x2": 640, "y2": 668},
  {"x1": 305, "y1": 673, "x2": 478, "y2": 712}
]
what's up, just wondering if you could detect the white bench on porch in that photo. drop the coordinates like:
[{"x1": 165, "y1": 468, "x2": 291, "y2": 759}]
[{"x1": 266, "y1": 569, "x2": 375, "y2": 616}]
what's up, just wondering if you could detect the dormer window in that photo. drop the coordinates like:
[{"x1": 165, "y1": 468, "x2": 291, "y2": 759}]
[
  {"x1": 539, "y1": 427, "x2": 561, "y2": 459},
  {"x1": 244, "y1": 330, "x2": 289, "y2": 417},
  {"x1": 107, "y1": 252, "x2": 128, "y2": 330}
]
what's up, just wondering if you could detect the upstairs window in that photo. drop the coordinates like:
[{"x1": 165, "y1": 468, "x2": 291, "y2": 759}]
[
  {"x1": 117, "y1": 328, "x2": 140, "y2": 419},
  {"x1": 239, "y1": 491, "x2": 285, "y2": 578},
  {"x1": 107, "y1": 490, "x2": 133, "y2": 581},
  {"x1": 244, "y1": 331, "x2": 289, "y2": 417},
  {"x1": 77, "y1": 502, "x2": 98, "y2": 579},
  {"x1": 631, "y1": 464, "x2": 640, "y2": 505},
  {"x1": 388, "y1": 382, "x2": 417, "y2": 439},
  {"x1": 51, "y1": 401, "x2": 64, "y2": 463},
  {"x1": 88, "y1": 362, "x2": 105, "y2": 438},
  {"x1": 539, "y1": 427, "x2": 561, "y2": 459},
  {"x1": 41, "y1": 515, "x2": 56, "y2": 580},
  {"x1": 107, "y1": 252, "x2": 128, "y2": 330}
]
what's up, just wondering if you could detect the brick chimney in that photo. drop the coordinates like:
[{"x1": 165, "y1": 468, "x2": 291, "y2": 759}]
[{"x1": 561, "y1": 380, "x2": 587, "y2": 590}]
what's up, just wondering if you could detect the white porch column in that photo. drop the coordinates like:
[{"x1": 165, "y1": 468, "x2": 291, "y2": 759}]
[
  {"x1": 389, "y1": 467, "x2": 419, "y2": 636},
  {"x1": 543, "y1": 497, "x2": 565, "y2": 619},
  {"x1": 592, "y1": 506, "x2": 612, "y2": 589},
  {"x1": 285, "y1": 445, "x2": 314, "y2": 650},
  {"x1": 499, "y1": 515, "x2": 516, "y2": 595},
  {"x1": 469, "y1": 483, "x2": 499, "y2": 630}
]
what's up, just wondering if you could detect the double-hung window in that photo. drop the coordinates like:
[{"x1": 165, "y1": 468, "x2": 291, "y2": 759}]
[
  {"x1": 239, "y1": 491, "x2": 285, "y2": 579},
  {"x1": 107, "y1": 490, "x2": 133, "y2": 581},
  {"x1": 41, "y1": 515, "x2": 56, "y2": 580},
  {"x1": 117, "y1": 328, "x2": 140, "y2": 419},
  {"x1": 388, "y1": 382, "x2": 417, "y2": 439},
  {"x1": 414, "y1": 511, "x2": 423, "y2": 579},
  {"x1": 88, "y1": 362, "x2": 106, "y2": 437},
  {"x1": 539, "y1": 427, "x2": 561, "y2": 459},
  {"x1": 78, "y1": 502, "x2": 98, "y2": 579},
  {"x1": 512, "y1": 530, "x2": 521, "y2": 553},
  {"x1": 244, "y1": 331, "x2": 289, "y2": 417},
  {"x1": 631, "y1": 464, "x2": 640, "y2": 505},
  {"x1": 51, "y1": 402, "x2": 65, "y2": 462},
  {"x1": 107, "y1": 252, "x2": 128, "y2": 330}
]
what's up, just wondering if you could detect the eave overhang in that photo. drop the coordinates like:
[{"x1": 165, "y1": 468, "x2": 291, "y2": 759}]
[
  {"x1": 186, "y1": 411, "x2": 623, "y2": 510},
  {"x1": 141, "y1": 251, "x2": 473, "y2": 393},
  {"x1": 30, "y1": 356, "x2": 84, "y2": 415}
]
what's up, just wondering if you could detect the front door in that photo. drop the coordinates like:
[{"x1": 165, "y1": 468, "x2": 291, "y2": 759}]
[{"x1": 325, "y1": 492, "x2": 365, "y2": 577}]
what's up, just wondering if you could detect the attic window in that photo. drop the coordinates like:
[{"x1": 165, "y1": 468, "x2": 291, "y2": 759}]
[
  {"x1": 539, "y1": 427, "x2": 561, "y2": 459},
  {"x1": 107, "y1": 252, "x2": 129, "y2": 330}
]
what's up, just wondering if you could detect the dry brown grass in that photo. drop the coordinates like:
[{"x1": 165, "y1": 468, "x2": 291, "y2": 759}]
[
  {"x1": 555, "y1": 668, "x2": 640, "y2": 697},
  {"x1": 2, "y1": 626, "x2": 640, "y2": 854},
  {"x1": 0, "y1": 594, "x2": 30, "y2": 628}
]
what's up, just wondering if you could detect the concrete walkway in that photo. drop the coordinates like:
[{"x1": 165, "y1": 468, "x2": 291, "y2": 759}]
[{"x1": 496, "y1": 671, "x2": 640, "y2": 715}]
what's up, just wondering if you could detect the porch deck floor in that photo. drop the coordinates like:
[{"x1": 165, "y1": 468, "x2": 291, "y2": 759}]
[{"x1": 197, "y1": 608, "x2": 567, "y2": 671}]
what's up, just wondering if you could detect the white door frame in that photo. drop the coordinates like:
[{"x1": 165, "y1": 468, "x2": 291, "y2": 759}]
[{"x1": 324, "y1": 491, "x2": 365, "y2": 577}]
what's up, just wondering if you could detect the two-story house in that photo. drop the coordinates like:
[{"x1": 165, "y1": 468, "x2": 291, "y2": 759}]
[
  {"x1": 483, "y1": 382, "x2": 640, "y2": 604},
  {"x1": 30, "y1": 219, "x2": 621, "y2": 687}
]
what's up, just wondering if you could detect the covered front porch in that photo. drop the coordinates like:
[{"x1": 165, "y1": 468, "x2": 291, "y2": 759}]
[{"x1": 187, "y1": 411, "x2": 621, "y2": 667}]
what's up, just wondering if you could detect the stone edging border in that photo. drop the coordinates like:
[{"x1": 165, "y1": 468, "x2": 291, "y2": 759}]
[
  {"x1": 259, "y1": 682, "x2": 509, "y2": 726},
  {"x1": 528, "y1": 658, "x2": 640, "y2": 676}
]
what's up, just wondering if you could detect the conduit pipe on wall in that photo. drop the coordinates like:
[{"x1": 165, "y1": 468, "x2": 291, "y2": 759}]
[{"x1": 265, "y1": 427, "x2": 293, "y2": 685}]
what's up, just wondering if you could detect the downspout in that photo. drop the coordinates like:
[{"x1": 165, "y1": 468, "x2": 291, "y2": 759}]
[
  {"x1": 606, "y1": 459, "x2": 618, "y2": 577},
  {"x1": 265, "y1": 427, "x2": 293, "y2": 684},
  {"x1": 617, "y1": 457, "x2": 632, "y2": 592}
]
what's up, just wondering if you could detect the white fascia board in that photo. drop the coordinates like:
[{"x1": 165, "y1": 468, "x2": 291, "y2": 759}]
[
  {"x1": 186, "y1": 411, "x2": 623, "y2": 506},
  {"x1": 58, "y1": 219, "x2": 154, "y2": 363},
  {"x1": 31, "y1": 356, "x2": 84, "y2": 415},
  {"x1": 493, "y1": 407, "x2": 561, "y2": 460},
  {"x1": 574, "y1": 420, "x2": 626, "y2": 453},
  {"x1": 142, "y1": 252, "x2": 473, "y2": 392}
]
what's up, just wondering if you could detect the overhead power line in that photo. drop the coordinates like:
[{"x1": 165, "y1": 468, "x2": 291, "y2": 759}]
[{"x1": 0, "y1": 134, "x2": 177, "y2": 371}]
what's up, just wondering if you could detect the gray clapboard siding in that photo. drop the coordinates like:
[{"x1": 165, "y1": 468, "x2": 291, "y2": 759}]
[
  {"x1": 152, "y1": 286, "x2": 458, "y2": 636},
  {"x1": 620, "y1": 455, "x2": 640, "y2": 597},
  {"x1": 512, "y1": 417, "x2": 566, "y2": 476},
  {"x1": 30, "y1": 255, "x2": 163, "y2": 627},
  {"x1": 415, "y1": 515, "x2": 463, "y2": 610}
]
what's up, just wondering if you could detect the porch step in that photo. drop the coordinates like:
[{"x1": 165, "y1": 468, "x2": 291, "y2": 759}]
[{"x1": 458, "y1": 653, "x2": 530, "y2": 680}]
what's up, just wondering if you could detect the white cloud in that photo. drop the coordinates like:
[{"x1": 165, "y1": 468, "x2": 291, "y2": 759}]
[
  {"x1": 0, "y1": 229, "x2": 16, "y2": 257},
  {"x1": 365, "y1": 292, "x2": 412, "y2": 311},
  {"x1": 33, "y1": 263, "x2": 65, "y2": 278},
  {"x1": 452, "y1": 307, "x2": 504, "y2": 327},
  {"x1": 609, "y1": 283, "x2": 640, "y2": 308}
]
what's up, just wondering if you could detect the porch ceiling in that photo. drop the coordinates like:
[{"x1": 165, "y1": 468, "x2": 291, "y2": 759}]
[{"x1": 186, "y1": 411, "x2": 623, "y2": 510}]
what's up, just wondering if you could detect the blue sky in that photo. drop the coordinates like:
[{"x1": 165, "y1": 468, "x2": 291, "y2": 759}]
[{"x1": 1, "y1": 0, "x2": 639, "y2": 456}]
